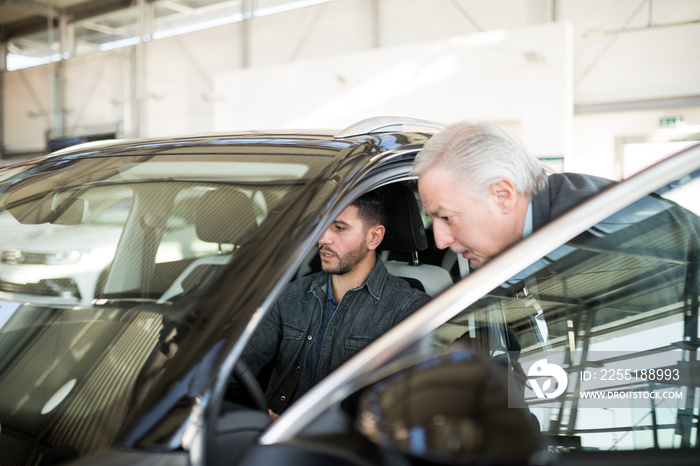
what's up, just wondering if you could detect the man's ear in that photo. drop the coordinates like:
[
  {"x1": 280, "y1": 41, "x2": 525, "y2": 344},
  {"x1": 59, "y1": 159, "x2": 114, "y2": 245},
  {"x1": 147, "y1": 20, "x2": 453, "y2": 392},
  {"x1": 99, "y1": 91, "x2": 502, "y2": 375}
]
[
  {"x1": 489, "y1": 178, "x2": 518, "y2": 214},
  {"x1": 367, "y1": 224, "x2": 385, "y2": 251}
]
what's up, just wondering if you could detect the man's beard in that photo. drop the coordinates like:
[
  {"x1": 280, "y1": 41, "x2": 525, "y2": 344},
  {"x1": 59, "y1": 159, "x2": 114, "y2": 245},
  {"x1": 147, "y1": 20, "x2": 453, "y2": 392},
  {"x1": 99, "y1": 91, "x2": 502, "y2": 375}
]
[{"x1": 320, "y1": 244, "x2": 369, "y2": 275}]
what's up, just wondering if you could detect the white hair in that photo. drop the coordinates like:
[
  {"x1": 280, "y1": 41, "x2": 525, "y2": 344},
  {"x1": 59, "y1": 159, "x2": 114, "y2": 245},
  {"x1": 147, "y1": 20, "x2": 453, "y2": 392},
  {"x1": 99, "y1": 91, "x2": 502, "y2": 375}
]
[{"x1": 412, "y1": 119, "x2": 547, "y2": 196}]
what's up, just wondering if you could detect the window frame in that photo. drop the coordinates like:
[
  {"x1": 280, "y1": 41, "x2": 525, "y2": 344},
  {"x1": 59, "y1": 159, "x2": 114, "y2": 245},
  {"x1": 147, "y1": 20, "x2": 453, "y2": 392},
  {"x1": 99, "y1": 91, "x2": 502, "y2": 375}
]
[{"x1": 261, "y1": 143, "x2": 700, "y2": 445}]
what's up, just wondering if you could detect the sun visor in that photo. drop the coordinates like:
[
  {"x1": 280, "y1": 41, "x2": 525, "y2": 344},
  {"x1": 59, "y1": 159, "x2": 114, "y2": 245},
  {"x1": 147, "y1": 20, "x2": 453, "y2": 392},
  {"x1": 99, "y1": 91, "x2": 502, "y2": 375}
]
[{"x1": 4, "y1": 190, "x2": 88, "y2": 225}]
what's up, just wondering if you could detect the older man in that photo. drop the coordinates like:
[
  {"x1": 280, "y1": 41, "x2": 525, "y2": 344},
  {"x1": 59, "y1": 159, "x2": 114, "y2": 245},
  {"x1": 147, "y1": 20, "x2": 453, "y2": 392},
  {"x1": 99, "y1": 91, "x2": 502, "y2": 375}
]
[{"x1": 413, "y1": 119, "x2": 615, "y2": 269}]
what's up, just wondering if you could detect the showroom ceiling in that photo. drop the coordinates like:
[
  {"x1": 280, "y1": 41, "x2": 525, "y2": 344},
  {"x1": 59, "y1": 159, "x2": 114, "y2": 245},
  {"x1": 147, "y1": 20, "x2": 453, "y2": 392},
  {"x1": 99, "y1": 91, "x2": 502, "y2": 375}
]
[
  {"x1": 0, "y1": 0, "x2": 137, "y2": 39},
  {"x1": 0, "y1": 1, "x2": 268, "y2": 41}
]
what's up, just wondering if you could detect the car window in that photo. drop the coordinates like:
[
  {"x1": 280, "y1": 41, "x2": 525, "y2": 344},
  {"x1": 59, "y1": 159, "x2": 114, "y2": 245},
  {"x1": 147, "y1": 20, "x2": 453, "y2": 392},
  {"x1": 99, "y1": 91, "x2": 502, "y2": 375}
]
[
  {"x1": 0, "y1": 153, "x2": 328, "y2": 463},
  {"x1": 426, "y1": 170, "x2": 700, "y2": 454},
  {"x1": 153, "y1": 183, "x2": 289, "y2": 302},
  {"x1": 155, "y1": 186, "x2": 273, "y2": 264},
  {"x1": 156, "y1": 186, "x2": 235, "y2": 262},
  {"x1": 0, "y1": 185, "x2": 134, "y2": 306},
  {"x1": 0, "y1": 156, "x2": 316, "y2": 307}
]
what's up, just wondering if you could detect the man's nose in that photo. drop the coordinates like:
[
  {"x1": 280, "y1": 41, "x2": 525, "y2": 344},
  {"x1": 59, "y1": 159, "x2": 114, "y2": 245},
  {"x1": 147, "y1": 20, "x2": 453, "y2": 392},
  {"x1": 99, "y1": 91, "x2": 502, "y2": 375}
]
[
  {"x1": 318, "y1": 229, "x2": 332, "y2": 245},
  {"x1": 432, "y1": 222, "x2": 453, "y2": 250}
]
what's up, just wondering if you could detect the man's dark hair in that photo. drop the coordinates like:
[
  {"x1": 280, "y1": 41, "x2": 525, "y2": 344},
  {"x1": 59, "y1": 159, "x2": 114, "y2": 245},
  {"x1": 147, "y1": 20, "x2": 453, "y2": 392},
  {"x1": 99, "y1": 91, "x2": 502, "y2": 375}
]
[{"x1": 351, "y1": 187, "x2": 389, "y2": 229}]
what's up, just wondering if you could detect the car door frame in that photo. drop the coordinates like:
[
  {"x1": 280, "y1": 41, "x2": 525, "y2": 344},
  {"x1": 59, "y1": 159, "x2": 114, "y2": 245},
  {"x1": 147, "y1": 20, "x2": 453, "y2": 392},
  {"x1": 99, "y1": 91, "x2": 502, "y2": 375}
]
[{"x1": 261, "y1": 143, "x2": 700, "y2": 445}]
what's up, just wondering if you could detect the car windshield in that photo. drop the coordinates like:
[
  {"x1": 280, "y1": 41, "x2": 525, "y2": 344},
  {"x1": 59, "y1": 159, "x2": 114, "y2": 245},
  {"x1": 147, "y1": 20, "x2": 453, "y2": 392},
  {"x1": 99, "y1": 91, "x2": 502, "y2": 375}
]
[
  {"x1": 0, "y1": 154, "x2": 315, "y2": 304},
  {"x1": 0, "y1": 151, "x2": 324, "y2": 461}
]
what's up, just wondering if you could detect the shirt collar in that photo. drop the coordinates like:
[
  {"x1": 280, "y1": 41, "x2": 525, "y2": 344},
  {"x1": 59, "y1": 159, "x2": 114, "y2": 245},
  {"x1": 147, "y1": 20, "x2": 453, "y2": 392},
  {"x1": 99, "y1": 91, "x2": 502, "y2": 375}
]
[
  {"x1": 320, "y1": 255, "x2": 386, "y2": 302},
  {"x1": 363, "y1": 257, "x2": 387, "y2": 300}
]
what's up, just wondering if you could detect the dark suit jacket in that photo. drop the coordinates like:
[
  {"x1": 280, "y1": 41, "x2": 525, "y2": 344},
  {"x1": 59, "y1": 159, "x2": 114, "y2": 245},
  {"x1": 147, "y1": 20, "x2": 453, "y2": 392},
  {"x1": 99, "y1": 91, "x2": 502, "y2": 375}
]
[
  {"x1": 531, "y1": 173, "x2": 616, "y2": 231},
  {"x1": 528, "y1": 172, "x2": 700, "y2": 319}
]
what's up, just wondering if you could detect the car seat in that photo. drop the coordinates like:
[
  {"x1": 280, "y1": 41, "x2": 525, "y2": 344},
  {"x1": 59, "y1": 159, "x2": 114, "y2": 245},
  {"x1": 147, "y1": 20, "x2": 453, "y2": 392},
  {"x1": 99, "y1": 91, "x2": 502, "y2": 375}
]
[
  {"x1": 159, "y1": 188, "x2": 258, "y2": 302},
  {"x1": 381, "y1": 183, "x2": 453, "y2": 297}
]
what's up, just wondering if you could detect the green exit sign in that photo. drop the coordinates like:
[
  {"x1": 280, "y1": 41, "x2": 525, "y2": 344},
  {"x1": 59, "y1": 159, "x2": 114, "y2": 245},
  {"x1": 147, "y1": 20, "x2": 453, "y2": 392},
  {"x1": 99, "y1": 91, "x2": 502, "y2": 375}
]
[{"x1": 659, "y1": 116, "x2": 684, "y2": 127}]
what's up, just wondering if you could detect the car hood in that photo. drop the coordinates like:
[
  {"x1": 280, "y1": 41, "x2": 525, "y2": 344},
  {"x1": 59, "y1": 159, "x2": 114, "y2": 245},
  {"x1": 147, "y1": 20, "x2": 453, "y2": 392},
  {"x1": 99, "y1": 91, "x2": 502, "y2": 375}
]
[
  {"x1": 0, "y1": 301, "x2": 166, "y2": 465},
  {"x1": 1, "y1": 225, "x2": 122, "y2": 254}
]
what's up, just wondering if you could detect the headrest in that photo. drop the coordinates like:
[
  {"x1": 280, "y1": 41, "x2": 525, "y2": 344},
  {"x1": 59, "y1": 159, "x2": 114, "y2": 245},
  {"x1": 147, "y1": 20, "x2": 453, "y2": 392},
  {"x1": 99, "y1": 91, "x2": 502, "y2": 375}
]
[
  {"x1": 195, "y1": 189, "x2": 257, "y2": 244},
  {"x1": 380, "y1": 184, "x2": 428, "y2": 252}
]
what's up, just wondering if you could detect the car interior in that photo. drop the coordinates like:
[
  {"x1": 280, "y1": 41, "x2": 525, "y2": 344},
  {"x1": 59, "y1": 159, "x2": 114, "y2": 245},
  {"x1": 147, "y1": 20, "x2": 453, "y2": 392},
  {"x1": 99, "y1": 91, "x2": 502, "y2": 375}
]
[
  {"x1": 293, "y1": 181, "x2": 455, "y2": 296},
  {"x1": 158, "y1": 187, "x2": 259, "y2": 303},
  {"x1": 157, "y1": 180, "x2": 456, "y2": 307},
  {"x1": 0, "y1": 179, "x2": 629, "y2": 465},
  {"x1": 378, "y1": 182, "x2": 454, "y2": 297},
  {"x1": 207, "y1": 180, "x2": 463, "y2": 464}
]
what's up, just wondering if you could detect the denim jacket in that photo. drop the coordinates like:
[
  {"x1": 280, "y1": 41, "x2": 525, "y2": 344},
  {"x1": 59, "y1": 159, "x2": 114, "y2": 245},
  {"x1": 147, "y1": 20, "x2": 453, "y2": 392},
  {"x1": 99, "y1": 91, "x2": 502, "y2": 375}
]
[{"x1": 242, "y1": 257, "x2": 431, "y2": 414}]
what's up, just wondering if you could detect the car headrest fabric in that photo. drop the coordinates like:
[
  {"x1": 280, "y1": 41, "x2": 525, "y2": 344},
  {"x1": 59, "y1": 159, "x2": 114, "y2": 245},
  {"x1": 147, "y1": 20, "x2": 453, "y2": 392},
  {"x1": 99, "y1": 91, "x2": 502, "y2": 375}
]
[
  {"x1": 195, "y1": 189, "x2": 257, "y2": 244},
  {"x1": 380, "y1": 183, "x2": 428, "y2": 252}
]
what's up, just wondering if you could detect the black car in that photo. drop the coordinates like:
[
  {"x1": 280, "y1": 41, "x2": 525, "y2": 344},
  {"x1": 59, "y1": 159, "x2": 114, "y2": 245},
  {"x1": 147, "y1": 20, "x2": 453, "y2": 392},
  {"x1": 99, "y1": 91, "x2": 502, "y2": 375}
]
[{"x1": 0, "y1": 117, "x2": 698, "y2": 466}]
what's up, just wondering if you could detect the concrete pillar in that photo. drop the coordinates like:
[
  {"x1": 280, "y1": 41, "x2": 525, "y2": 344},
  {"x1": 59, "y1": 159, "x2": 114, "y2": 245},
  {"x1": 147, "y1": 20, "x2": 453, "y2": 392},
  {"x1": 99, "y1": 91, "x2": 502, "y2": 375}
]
[
  {"x1": 0, "y1": 41, "x2": 6, "y2": 160},
  {"x1": 241, "y1": 0, "x2": 253, "y2": 68}
]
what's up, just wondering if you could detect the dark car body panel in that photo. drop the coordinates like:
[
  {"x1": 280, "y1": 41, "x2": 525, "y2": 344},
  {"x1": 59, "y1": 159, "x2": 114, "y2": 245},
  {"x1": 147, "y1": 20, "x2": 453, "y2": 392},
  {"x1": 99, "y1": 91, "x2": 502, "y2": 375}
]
[{"x1": 0, "y1": 131, "x2": 432, "y2": 463}]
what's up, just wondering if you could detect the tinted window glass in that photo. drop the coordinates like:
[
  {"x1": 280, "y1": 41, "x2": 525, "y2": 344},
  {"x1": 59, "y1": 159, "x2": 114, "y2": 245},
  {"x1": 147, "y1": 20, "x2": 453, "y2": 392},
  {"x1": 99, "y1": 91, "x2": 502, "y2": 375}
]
[
  {"x1": 0, "y1": 156, "x2": 313, "y2": 305},
  {"x1": 0, "y1": 153, "x2": 319, "y2": 463},
  {"x1": 432, "y1": 171, "x2": 700, "y2": 454},
  {"x1": 0, "y1": 185, "x2": 133, "y2": 306}
]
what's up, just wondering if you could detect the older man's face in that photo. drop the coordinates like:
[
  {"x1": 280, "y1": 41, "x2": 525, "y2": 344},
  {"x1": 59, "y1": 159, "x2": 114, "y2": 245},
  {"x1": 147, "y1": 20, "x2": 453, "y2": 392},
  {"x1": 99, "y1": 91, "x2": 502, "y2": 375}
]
[{"x1": 418, "y1": 165, "x2": 522, "y2": 268}]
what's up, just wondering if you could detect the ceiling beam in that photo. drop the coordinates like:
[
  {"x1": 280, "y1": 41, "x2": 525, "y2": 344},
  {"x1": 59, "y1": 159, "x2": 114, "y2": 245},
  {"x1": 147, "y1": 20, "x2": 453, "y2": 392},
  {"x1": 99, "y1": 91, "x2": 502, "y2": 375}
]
[
  {"x1": 0, "y1": 0, "x2": 66, "y2": 18},
  {"x1": 1, "y1": 0, "x2": 134, "y2": 40},
  {"x1": 68, "y1": 0, "x2": 136, "y2": 22}
]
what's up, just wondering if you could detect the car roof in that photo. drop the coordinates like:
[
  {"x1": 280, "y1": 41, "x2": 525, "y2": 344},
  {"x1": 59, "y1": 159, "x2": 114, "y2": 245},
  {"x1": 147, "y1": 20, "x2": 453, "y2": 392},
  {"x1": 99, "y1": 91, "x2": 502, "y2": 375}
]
[{"x1": 31, "y1": 116, "x2": 445, "y2": 162}]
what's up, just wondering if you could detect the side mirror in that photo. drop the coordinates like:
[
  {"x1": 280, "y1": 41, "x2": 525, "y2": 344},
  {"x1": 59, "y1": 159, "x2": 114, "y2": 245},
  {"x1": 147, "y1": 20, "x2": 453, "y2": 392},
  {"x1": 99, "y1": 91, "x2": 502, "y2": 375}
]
[{"x1": 356, "y1": 348, "x2": 544, "y2": 464}]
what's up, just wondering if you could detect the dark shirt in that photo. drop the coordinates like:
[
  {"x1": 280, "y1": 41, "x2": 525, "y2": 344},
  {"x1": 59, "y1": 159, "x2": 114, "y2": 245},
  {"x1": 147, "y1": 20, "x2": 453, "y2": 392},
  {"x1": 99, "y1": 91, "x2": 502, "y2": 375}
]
[
  {"x1": 291, "y1": 274, "x2": 338, "y2": 401},
  {"x1": 243, "y1": 257, "x2": 431, "y2": 414}
]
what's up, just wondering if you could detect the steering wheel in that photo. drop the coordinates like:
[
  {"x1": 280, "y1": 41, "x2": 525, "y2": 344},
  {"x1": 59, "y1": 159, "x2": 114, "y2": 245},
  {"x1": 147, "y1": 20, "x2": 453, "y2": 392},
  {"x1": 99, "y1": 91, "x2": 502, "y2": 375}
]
[{"x1": 231, "y1": 360, "x2": 268, "y2": 412}]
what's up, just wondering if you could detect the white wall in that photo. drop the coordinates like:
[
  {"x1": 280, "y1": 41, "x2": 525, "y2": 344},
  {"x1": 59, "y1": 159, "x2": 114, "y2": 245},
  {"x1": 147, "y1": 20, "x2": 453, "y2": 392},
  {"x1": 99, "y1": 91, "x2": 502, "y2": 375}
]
[
  {"x1": 143, "y1": 22, "x2": 243, "y2": 137},
  {"x1": 573, "y1": 23, "x2": 700, "y2": 105},
  {"x1": 4, "y1": 66, "x2": 51, "y2": 153},
  {"x1": 250, "y1": 0, "x2": 376, "y2": 66},
  {"x1": 557, "y1": 0, "x2": 700, "y2": 104},
  {"x1": 63, "y1": 51, "x2": 126, "y2": 134},
  {"x1": 3, "y1": 0, "x2": 700, "y2": 173},
  {"x1": 214, "y1": 22, "x2": 574, "y2": 159},
  {"x1": 4, "y1": 49, "x2": 126, "y2": 153},
  {"x1": 571, "y1": 108, "x2": 700, "y2": 179}
]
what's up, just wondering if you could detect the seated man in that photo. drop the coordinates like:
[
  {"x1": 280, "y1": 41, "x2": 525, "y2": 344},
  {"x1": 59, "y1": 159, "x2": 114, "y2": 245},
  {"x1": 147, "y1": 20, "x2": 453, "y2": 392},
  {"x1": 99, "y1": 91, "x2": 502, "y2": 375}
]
[{"x1": 243, "y1": 188, "x2": 431, "y2": 416}]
